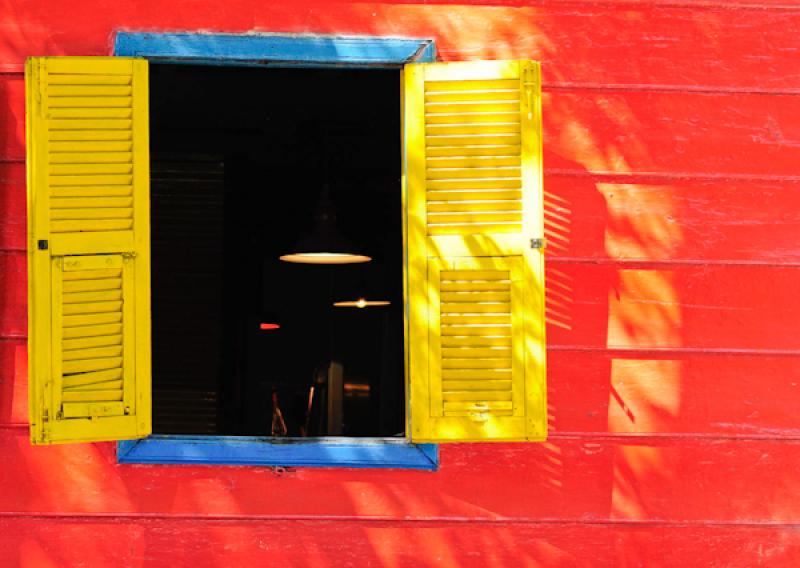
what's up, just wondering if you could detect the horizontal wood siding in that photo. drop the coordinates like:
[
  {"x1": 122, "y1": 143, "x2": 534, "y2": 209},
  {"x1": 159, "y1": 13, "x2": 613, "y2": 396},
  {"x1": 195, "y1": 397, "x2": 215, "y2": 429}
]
[{"x1": 1, "y1": 0, "x2": 799, "y2": 565}]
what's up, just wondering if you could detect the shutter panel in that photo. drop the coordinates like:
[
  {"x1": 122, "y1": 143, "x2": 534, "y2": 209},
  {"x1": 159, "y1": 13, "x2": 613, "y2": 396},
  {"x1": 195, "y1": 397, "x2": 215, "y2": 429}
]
[
  {"x1": 27, "y1": 57, "x2": 152, "y2": 444},
  {"x1": 405, "y1": 60, "x2": 546, "y2": 442}
]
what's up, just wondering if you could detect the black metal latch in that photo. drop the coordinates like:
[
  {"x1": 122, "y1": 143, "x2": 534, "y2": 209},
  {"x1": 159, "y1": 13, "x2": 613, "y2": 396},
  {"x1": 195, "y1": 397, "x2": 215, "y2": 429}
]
[{"x1": 37, "y1": 239, "x2": 48, "y2": 250}]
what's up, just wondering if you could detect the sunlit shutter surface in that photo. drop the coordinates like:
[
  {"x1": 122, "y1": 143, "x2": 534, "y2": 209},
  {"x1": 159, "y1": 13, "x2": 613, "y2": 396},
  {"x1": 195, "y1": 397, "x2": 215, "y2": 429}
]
[
  {"x1": 405, "y1": 60, "x2": 546, "y2": 443},
  {"x1": 27, "y1": 57, "x2": 152, "y2": 444}
]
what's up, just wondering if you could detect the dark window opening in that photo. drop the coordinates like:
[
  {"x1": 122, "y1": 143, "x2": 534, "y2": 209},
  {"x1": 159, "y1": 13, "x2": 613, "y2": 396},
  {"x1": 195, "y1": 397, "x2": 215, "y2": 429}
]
[{"x1": 149, "y1": 64, "x2": 404, "y2": 437}]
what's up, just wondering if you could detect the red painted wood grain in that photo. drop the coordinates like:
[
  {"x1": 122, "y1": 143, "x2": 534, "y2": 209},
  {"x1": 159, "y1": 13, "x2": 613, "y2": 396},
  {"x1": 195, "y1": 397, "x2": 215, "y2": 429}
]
[
  {"x1": 0, "y1": 339, "x2": 25, "y2": 426},
  {"x1": 1, "y1": 1, "x2": 800, "y2": 564},
  {"x1": 544, "y1": 175, "x2": 800, "y2": 263},
  {"x1": 5, "y1": 253, "x2": 800, "y2": 348},
  {"x1": 5, "y1": 348, "x2": 800, "y2": 439},
  {"x1": 0, "y1": 163, "x2": 25, "y2": 252},
  {"x1": 541, "y1": 89, "x2": 800, "y2": 177},
  {"x1": 0, "y1": 428, "x2": 799, "y2": 524},
  {"x1": 1, "y1": 517, "x2": 799, "y2": 568},
  {"x1": 8, "y1": 164, "x2": 800, "y2": 264},
  {"x1": 545, "y1": 263, "x2": 800, "y2": 350},
  {"x1": 5, "y1": 337, "x2": 800, "y2": 439},
  {"x1": 0, "y1": 251, "x2": 26, "y2": 339},
  {"x1": 1, "y1": 1, "x2": 800, "y2": 91},
  {"x1": 547, "y1": 351, "x2": 800, "y2": 437},
  {"x1": 6, "y1": 71, "x2": 800, "y2": 175}
]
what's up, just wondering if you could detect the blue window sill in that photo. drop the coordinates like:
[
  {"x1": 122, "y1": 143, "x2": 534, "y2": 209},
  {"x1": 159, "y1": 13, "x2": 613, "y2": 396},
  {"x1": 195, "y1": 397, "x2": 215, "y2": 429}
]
[{"x1": 118, "y1": 436, "x2": 438, "y2": 470}]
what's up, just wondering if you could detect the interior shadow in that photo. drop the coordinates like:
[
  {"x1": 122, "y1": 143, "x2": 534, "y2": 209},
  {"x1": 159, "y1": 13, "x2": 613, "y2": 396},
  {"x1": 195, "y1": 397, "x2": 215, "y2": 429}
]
[{"x1": 148, "y1": 64, "x2": 404, "y2": 438}]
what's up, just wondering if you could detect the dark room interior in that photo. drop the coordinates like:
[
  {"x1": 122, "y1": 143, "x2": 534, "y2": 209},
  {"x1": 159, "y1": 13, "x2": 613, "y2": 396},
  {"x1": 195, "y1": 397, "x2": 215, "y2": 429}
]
[{"x1": 148, "y1": 64, "x2": 404, "y2": 438}]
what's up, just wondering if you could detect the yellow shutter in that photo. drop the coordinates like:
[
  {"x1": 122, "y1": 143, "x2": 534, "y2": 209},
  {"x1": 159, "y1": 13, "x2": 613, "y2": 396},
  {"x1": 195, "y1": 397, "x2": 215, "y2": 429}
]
[
  {"x1": 404, "y1": 60, "x2": 546, "y2": 442},
  {"x1": 26, "y1": 57, "x2": 152, "y2": 444}
]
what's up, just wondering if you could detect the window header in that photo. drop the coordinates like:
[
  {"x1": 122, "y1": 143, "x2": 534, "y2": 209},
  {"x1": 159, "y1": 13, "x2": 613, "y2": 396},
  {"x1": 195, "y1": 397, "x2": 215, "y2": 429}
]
[{"x1": 113, "y1": 32, "x2": 436, "y2": 68}]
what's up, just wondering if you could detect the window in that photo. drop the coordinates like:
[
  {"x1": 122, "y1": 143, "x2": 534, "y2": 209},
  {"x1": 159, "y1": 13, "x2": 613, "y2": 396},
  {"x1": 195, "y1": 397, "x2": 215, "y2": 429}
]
[{"x1": 25, "y1": 34, "x2": 546, "y2": 468}]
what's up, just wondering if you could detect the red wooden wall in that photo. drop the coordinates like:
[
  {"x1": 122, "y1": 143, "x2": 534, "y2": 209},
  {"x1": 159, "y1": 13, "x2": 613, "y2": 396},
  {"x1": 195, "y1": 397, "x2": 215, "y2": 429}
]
[{"x1": 2, "y1": 1, "x2": 800, "y2": 566}]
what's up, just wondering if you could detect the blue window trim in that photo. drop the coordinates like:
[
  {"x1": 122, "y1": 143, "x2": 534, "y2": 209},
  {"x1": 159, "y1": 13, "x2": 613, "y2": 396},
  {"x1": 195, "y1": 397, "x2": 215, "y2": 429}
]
[
  {"x1": 113, "y1": 31, "x2": 438, "y2": 470},
  {"x1": 119, "y1": 436, "x2": 438, "y2": 470},
  {"x1": 114, "y1": 31, "x2": 436, "y2": 67}
]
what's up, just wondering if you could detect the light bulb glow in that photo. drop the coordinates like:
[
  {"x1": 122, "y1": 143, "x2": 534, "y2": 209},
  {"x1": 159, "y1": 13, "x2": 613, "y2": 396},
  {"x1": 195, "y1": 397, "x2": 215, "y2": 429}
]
[
  {"x1": 333, "y1": 298, "x2": 391, "y2": 308},
  {"x1": 279, "y1": 252, "x2": 372, "y2": 265}
]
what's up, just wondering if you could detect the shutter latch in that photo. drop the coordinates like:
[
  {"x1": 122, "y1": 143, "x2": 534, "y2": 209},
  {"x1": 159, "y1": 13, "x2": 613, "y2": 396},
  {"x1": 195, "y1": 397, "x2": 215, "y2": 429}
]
[
  {"x1": 530, "y1": 238, "x2": 545, "y2": 249},
  {"x1": 37, "y1": 239, "x2": 48, "y2": 250}
]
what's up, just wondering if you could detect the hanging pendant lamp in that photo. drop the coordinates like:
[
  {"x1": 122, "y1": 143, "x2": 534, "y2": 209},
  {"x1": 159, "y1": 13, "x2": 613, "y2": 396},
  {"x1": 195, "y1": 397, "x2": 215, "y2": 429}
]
[
  {"x1": 279, "y1": 183, "x2": 371, "y2": 265},
  {"x1": 333, "y1": 297, "x2": 391, "y2": 308},
  {"x1": 332, "y1": 264, "x2": 391, "y2": 308},
  {"x1": 280, "y1": 126, "x2": 371, "y2": 265}
]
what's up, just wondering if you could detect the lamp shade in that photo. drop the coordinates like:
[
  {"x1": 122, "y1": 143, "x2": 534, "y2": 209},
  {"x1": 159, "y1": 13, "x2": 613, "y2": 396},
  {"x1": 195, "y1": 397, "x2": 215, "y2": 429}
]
[
  {"x1": 280, "y1": 185, "x2": 371, "y2": 265},
  {"x1": 333, "y1": 297, "x2": 391, "y2": 308}
]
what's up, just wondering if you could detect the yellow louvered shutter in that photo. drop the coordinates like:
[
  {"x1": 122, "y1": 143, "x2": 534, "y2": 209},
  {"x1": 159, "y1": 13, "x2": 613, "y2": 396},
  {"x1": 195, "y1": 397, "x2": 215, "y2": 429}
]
[
  {"x1": 404, "y1": 60, "x2": 546, "y2": 442},
  {"x1": 26, "y1": 57, "x2": 152, "y2": 444}
]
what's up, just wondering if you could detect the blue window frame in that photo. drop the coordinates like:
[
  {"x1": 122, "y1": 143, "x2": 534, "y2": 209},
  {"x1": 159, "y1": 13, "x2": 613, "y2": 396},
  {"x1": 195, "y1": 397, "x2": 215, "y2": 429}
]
[{"x1": 113, "y1": 31, "x2": 438, "y2": 470}]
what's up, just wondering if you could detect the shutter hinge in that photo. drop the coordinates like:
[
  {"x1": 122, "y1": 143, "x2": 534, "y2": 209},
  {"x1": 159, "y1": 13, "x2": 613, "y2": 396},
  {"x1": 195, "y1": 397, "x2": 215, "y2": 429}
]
[
  {"x1": 530, "y1": 238, "x2": 545, "y2": 249},
  {"x1": 121, "y1": 252, "x2": 137, "y2": 261},
  {"x1": 523, "y1": 64, "x2": 535, "y2": 120},
  {"x1": 42, "y1": 409, "x2": 49, "y2": 423},
  {"x1": 37, "y1": 239, "x2": 48, "y2": 250}
]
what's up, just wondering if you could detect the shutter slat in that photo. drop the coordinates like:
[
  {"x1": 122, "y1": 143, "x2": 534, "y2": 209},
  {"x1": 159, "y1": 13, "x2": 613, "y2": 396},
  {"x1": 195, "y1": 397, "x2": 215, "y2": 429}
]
[
  {"x1": 62, "y1": 356, "x2": 123, "y2": 375},
  {"x1": 51, "y1": 219, "x2": 133, "y2": 233},
  {"x1": 50, "y1": 141, "x2": 133, "y2": 152},
  {"x1": 51, "y1": 186, "x2": 133, "y2": 197},
  {"x1": 49, "y1": 174, "x2": 133, "y2": 186},
  {"x1": 48, "y1": 74, "x2": 132, "y2": 85},
  {"x1": 62, "y1": 345, "x2": 123, "y2": 362},
  {"x1": 427, "y1": 156, "x2": 521, "y2": 168},
  {"x1": 66, "y1": 379, "x2": 124, "y2": 392},
  {"x1": 62, "y1": 312, "x2": 122, "y2": 327},
  {"x1": 50, "y1": 152, "x2": 133, "y2": 164},
  {"x1": 49, "y1": 130, "x2": 132, "y2": 141},
  {"x1": 441, "y1": 302, "x2": 511, "y2": 313},
  {"x1": 425, "y1": 101, "x2": 520, "y2": 114},
  {"x1": 49, "y1": 108, "x2": 133, "y2": 119},
  {"x1": 62, "y1": 390, "x2": 124, "y2": 403},
  {"x1": 62, "y1": 334, "x2": 123, "y2": 351},
  {"x1": 49, "y1": 85, "x2": 133, "y2": 96},
  {"x1": 62, "y1": 368, "x2": 123, "y2": 389},
  {"x1": 48, "y1": 98, "x2": 132, "y2": 109},
  {"x1": 62, "y1": 278, "x2": 122, "y2": 293},
  {"x1": 51, "y1": 197, "x2": 133, "y2": 209},
  {"x1": 63, "y1": 289, "x2": 123, "y2": 304}
]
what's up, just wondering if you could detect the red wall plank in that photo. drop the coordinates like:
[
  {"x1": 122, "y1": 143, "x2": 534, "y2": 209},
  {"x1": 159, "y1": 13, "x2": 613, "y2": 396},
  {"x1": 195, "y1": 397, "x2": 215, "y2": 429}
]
[
  {"x1": 0, "y1": 250, "x2": 28, "y2": 339},
  {"x1": 6, "y1": 339, "x2": 800, "y2": 438},
  {"x1": 8, "y1": 257, "x2": 800, "y2": 354},
  {"x1": 548, "y1": 351, "x2": 800, "y2": 437},
  {"x1": 1, "y1": 429, "x2": 799, "y2": 523},
  {"x1": 0, "y1": 251, "x2": 25, "y2": 339},
  {"x1": 543, "y1": 90, "x2": 800, "y2": 177},
  {"x1": 546, "y1": 263, "x2": 800, "y2": 350},
  {"x1": 545, "y1": 176, "x2": 800, "y2": 263},
  {"x1": 1, "y1": 517, "x2": 800, "y2": 568},
  {"x1": 0, "y1": 75, "x2": 24, "y2": 160},
  {"x1": 0, "y1": 339, "x2": 26, "y2": 426},
  {"x1": 11, "y1": 164, "x2": 800, "y2": 264},
  {"x1": 0, "y1": 162, "x2": 25, "y2": 252},
  {"x1": 2, "y1": 2, "x2": 800, "y2": 90},
  {"x1": 6, "y1": 71, "x2": 800, "y2": 177}
]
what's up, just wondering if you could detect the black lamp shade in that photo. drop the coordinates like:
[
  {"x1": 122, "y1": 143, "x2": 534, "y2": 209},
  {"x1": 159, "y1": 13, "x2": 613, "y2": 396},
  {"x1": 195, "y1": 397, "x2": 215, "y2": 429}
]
[{"x1": 279, "y1": 185, "x2": 371, "y2": 265}]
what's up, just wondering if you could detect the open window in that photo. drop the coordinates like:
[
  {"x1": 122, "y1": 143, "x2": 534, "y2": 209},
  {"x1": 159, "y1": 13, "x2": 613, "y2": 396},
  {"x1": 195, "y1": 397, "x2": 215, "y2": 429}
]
[{"x1": 26, "y1": 46, "x2": 546, "y2": 457}]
